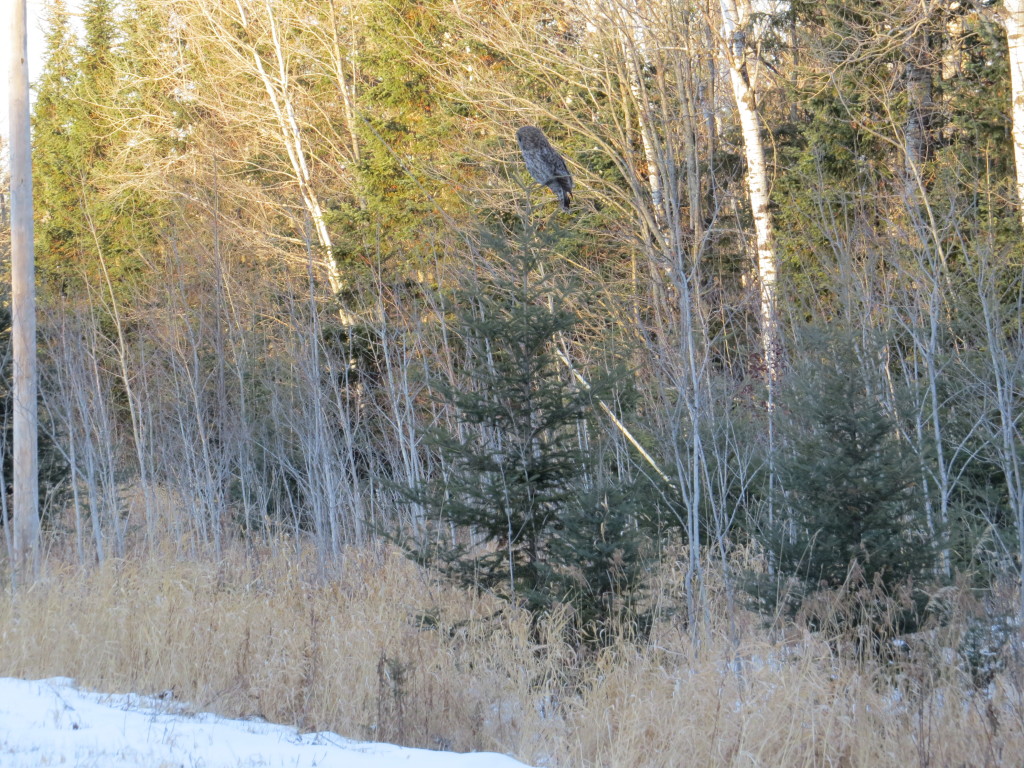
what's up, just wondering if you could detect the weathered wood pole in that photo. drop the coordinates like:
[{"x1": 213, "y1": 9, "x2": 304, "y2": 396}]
[{"x1": 9, "y1": 0, "x2": 40, "y2": 583}]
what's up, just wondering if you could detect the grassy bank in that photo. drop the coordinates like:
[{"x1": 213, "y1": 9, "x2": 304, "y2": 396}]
[{"x1": 2, "y1": 544, "x2": 1021, "y2": 767}]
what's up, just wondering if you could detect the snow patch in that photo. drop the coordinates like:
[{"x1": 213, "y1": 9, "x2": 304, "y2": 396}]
[{"x1": 0, "y1": 677, "x2": 533, "y2": 767}]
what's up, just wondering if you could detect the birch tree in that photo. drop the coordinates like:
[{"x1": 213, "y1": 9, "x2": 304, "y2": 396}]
[
  {"x1": 1002, "y1": 0, "x2": 1024, "y2": 229},
  {"x1": 185, "y1": 0, "x2": 357, "y2": 323},
  {"x1": 597, "y1": 0, "x2": 666, "y2": 225},
  {"x1": 717, "y1": 0, "x2": 782, "y2": 379}
]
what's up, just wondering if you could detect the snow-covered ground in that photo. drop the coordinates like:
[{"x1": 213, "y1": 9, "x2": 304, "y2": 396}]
[{"x1": 0, "y1": 677, "x2": 534, "y2": 767}]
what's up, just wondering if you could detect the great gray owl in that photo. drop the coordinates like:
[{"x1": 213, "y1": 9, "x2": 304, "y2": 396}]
[{"x1": 516, "y1": 126, "x2": 573, "y2": 211}]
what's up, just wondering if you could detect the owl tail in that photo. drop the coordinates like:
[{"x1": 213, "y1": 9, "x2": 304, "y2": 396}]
[{"x1": 559, "y1": 189, "x2": 572, "y2": 212}]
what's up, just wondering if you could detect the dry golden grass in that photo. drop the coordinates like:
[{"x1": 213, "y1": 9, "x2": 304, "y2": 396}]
[{"x1": 1, "y1": 543, "x2": 1022, "y2": 767}]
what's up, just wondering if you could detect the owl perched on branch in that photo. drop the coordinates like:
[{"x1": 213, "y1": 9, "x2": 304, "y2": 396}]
[{"x1": 516, "y1": 126, "x2": 573, "y2": 211}]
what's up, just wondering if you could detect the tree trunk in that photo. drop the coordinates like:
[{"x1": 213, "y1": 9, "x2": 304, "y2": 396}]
[
  {"x1": 675, "y1": 47, "x2": 703, "y2": 243},
  {"x1": 718, "y1": 0, "x2": 781, "y2": 379},
  {"x1": 9, "y1": 0, "x2": 40, "y2": 584},
  {"x1": 903, "y1": 27, "x2": 933, "y2": 206},
  {"x1": 222, "y1": 0, "x2": 355, "y2": 324},
  {"x1": 904, "y1": 34, "x2": 932, "y2": 171},
  {"x1": 618, "y1": 0, "x2": 664, "y2": 224},
  {"x1": 1004, "y1": 0, "x2": 1024, "y2": 230}
]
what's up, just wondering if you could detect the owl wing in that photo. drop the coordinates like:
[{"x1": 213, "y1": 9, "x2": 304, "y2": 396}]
[
  {"x1": 517, "y1": 127, "x2": 573, "y2": 210},
  {"x1": 542, "y1": 149, "x2": 572, "y2": 210}
]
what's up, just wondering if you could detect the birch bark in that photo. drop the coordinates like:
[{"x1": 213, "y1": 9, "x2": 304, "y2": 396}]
[
  {"x1": 718, "y1": 0, "x2": 781, "y2": 378},
  {"x1": 618, "y1": 0, "x2": 664, "y2": 224},
  {"x1": 586, "y1": 0, "x2": 665, "y2": 226},
  {"x1": 1003, "y1": 0, "x2": 1024, "y2": 230},
  {"x1": 220, "y1": 0, "x2": 355, "y2": 323}
]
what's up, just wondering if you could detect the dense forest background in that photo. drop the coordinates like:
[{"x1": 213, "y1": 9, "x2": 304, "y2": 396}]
[
  {"x1": 3, "y1": 1, "x2": 1024, "y2": 762},
  {"x1": 2, "y1": 0, "x2": 1024, "y2": 646}
]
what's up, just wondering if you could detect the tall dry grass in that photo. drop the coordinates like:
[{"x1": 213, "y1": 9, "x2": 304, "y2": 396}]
[{"x1": 1, "y1": 543, "x2": 1022, "y2": 767}]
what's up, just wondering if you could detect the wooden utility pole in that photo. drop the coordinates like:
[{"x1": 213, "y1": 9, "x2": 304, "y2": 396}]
[{"x1": 9, "y1": 0, "x2": 40, "y2": 583}]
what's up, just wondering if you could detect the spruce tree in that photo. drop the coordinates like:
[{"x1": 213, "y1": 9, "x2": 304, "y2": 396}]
[
  {"x1": 32, "y1": 0, "x2": 81, "y2": 285},
  {"x1": 403, "y1": 227, "x2": 649, "y2": 643},
  {"x1": 749, "y1": 332, "x2": 939, "y2": 633},
  {"x1": 355, "y1": 0, "x2": 471, "y2": 268},
  {"x1": 548, "y1": 483, "x2": 652, "y2": 644},
  {"x1": 34, "y1": 0, "x2": 153, "y2": 296}
]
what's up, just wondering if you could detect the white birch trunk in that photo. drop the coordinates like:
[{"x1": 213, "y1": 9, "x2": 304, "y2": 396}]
[
  {"x1": 619, "y1": 1, "x2": 664, "y2": 223},
  {"x1": 9, "y1": 0, "x2": 40, "y2": 583},
  {"x1": 718, "y1": 0, "x2": 781, "y2": 379},
  {"x1": 586, "y1": 0, "x2": 664, "y2": 224},
  {"x1": 328, "y1": 0, "x2": 361, "y2": 171},
  {"x1": 1004, "y1": 0, "x2": 1024, "y2": 230},
  {"x1": 229, "y1": 0, "x2": 355, "y2": 324}
]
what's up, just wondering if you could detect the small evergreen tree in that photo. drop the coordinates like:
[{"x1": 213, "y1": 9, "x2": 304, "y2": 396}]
[
  {"x1": 548, "y1": 483, "x2": 652, "y2": 644},
  {"x1": 34, "y1": 0, "x2": 154, "y2": 297},
  {"x1": 402, "y1": 227, "x2": 649, "y2": 644},
  {"x1": 33, "y1": 0, "x2": 81, "y2": 283},
  {"x1": 748, "y1": 332, "x2": 939, "y2": 635}
]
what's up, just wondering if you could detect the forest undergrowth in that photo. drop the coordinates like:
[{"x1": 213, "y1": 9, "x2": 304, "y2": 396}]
[{"x1": 2, "y1": 538, "x2": 1022, "y2": 768}]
